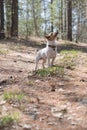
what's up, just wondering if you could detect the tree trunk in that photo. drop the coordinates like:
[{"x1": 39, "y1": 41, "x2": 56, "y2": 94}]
[
  {"x1": 67, "y1": 0, "x2": 72, "y2": 41},
  {"x1": 76, "y1": 1, "x2": 80, "y2": 43},
  {"x1": 25, "y1": 0, "x2": 29, "y2": 40},
  {"x1": 85, "y1": 0, "x2": 87, "y2": 20},
  {"x1": 32, "y1": 0, "x2": 39, "y2": 36},
  {"x1": 61, "y1": 0, "x2": 63, "y2": 39},
  {"x1": 0, "y1": 0, "x2": 5, "y2": 39},
  {"x1": 5, "y1": 0, "x2": 12, "y2": 38},
  {"x1": 11, "y1": 0, "x2": 18, "y2": 37},
  {"x1": 50, "y1": 0, "x2": 53, "y2": 32},
  {"x1": 43, "y1": 0, "x2": 47, "y2": 35},
  {"x1": 63, "y1": 0, "x2": 67, "y2": 40}
]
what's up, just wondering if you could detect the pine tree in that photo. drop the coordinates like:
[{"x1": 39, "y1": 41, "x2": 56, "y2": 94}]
[
  {"x1": 0, "y1": 0, "x2": 5, "y2": 39},
  {"x1": 11, "y1": 0, "x2": 18, "y2": 37},
  {"x1": 67, "y1": 0, "x2": 72, "y2": 41},
  {"x1": 5, "y1": 0, "x2": 12, "y2": 38}
]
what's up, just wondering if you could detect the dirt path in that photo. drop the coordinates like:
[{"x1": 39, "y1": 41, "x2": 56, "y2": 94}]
[{"x1": 0, "y1": 40, "x2": 87, "y2": 130}]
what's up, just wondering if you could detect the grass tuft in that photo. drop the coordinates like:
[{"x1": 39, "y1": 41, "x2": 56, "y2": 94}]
[
  {"x1": 3, "y1": 92, "x2": 24, "y2": 102},
  {"x1": 0, "y1": 113, "x2": 19, "y2": 127},
  {"x1": 0, "y1": 49, "x2": 9, "y2": 55},
  {"x1": 35, "y1": 66, "x2": 64, "y2": 77},
  {"x1": 58, "y1": 49, "x2": 80, "y2": 69},
  {"x1": 0, "y1": 115, "x2": 13, "y2": 127}
]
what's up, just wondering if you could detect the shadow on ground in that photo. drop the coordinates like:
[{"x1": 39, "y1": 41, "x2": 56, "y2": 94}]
[{"x1": 0, "y1": 38, "x2": 87, "y2": 53}]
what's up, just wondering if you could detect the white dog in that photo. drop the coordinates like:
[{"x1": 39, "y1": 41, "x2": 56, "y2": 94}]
[{"x1": 35, "y1": 31, "x2": 58, "y2": 70}]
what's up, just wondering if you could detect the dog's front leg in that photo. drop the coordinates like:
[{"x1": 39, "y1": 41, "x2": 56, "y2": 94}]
[
  {"x1": 51, "y1": 57, "x2": 55, "y2": 66},
  {"x1": 35, "y1": 58, "x2": 39, "y2": 70},
  {"x1": 35, "y1": 62, "x2": 38, "y2": 70},
  {"x1": 42, "y1": 59, "x2": 46, "y2": 69}
]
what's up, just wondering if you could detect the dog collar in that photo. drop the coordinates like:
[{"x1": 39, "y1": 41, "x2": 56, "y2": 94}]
[{"x1": 48, "y1": 45, "x2": 56, "y2": 50}]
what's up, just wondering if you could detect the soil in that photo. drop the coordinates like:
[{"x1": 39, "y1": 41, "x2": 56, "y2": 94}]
[{"x1": 0, "y1": 39, "x2": 87, "y2": 130}]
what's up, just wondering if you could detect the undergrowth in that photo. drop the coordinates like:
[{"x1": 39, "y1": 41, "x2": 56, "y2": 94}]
[
  {"x1": 35, "y1": 66, "x2": 64, "y2": 77},
  {"x1": 58, "y1": 49, "x2": 80, "y2": 69},
  {"x1": 3, "y1": 92, "x2": 24, "y2": 103},
  {"x1": 0, "y1": 113, "x2": 19, "y2": 127},
  {"x1": 0, "y1": 49, "x2": 9, "y2": 55}
]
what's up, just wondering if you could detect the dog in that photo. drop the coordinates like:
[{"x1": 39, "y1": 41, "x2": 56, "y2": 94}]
[{"x1": 35, "y1": 31, "x2": 58, "y2": 70}]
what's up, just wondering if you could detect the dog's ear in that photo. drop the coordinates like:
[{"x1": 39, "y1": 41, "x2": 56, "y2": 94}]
[{"x1": 45, "y1": 35, "x2": 50, "y2": 39}]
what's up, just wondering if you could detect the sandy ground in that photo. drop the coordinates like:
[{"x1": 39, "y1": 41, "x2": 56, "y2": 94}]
[{"x1": 0, "y1": 39, "x2": 87, "y2": 130}]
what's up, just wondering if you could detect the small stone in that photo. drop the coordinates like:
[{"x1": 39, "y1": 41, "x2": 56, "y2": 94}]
[
  {"x1": 19, "y1": 70, "x2": 23, "y2": 72},
  {"x1": 40, "y1": 116, "x2": 47, "y2": 122},
  {"x1": 10, "y1": 76, "x2": 13, "y2": 79},
  {"x1": 23, "y1": 124, "x2": 31, "y2": 130},
  {"x1": 35, "y1": 80, "x2": 41, "y2": 83},
  {"x1": 58, "y1": 82, "x2": 64, "y2": 86},
  {"x1": 51, "y1": 85, "x2": 56, "y2": 92},
  {"x1": 2, "y1": 105, "x2": 8, "y2": 111},
  {"x1": 12, "y1": 125, "x2": 16, "y2": 129},
  {"x1": 0, "y1": 92, "x2": 3, "y2": 95},
  {"x1": 14, "y1": 60, "x2": 17, "y2": 62},
  {"x1": 80, "y1": 79, "x2": 87, "y2": 82},
  {"x1": 54, "y1": 113, "x2": 63, "y2": 119},
  {"x1": 71, "y1": 121, "x2": 77, "y2": 126},
  {"x1": 58, "y1": 88, "x2": 64, "y2": 92},
  {"x1": 48, "y1": 122, "x2": 55, "y2": 125},
  {"x1": 51, "y1": 107, "x2": 67, "y2": 119},
  {"x1": 0, "y1": 100, "x2": 6, "y2": 105},
  {"x1": 18, "y1": 123, "x2": 23, "y2": 127},
  {"x1": 67, "y1": 116, "x2": 73, "y2": 121},
  {"x1": 81, "y1": 99, "x2": 87, "y2": 105}
]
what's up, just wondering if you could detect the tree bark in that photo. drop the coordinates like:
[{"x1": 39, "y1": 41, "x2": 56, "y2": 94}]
[
  {"x1": 61, "y1": 0, "x2": 63, "y2": 38},
  {"x1": 85, "y1": 0, "x2": 87, "y2": 20},
  {"x1": 25, "y1": 0, "x2": 29, "y2": 40},
  {"x1": 5, "y1": 0, "x2": 12, "y2": 38},
  {"x1": 11, "y1": 0, "x2": 18, "y2": 37},
  {"x1": 43, "y1": 0, "x2": 47, "y2": 35},
  {"x1": 0, "y1": 0, "x2": 5, "y2": 39},
  {"x1": 76, "y1": 1, "x2": 80, "y2": 43},
  {"x1": 32, "y1": 0, "x2": 39, "y2": 36},
  {"x1": 67, "y1": 0, "x2": 72, "y2": 41},
  {"x1": 50, "y1": 0, "x2": 53, "y2": 32}
]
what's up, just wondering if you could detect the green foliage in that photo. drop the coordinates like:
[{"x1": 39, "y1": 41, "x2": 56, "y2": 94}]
[
  {"x1": 60, "y1": 49, "x2": 79, "y2": 56},
  {"x1": 0, "y1": 113, "x2": 19, "y2": 127},
  {"x1": 59, "y1": 49, "x2": 80, "y2": 69},
  {"x1": 19, "y1": 0, "x2": 44, "y2": 37},
  {"x1": 0, "y1": 49, "x2": 9, "y2": 55},
  {"x1": 0, "y1": 115, "x2": 13, "y2": 126},
  {"x1": 27, "y1": 80, "x2": 34, "y2": 86},
  {"x1": 3, "y1": 92, "x2": 24, "y2": 102},
  {"x1": 35, "y1": 66, "x2": 64, "y2": 77}
]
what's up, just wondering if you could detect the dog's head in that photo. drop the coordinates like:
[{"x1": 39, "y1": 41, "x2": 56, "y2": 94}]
[{"x1": 45, "y1": 31, "x2": 58, "y2": 41}]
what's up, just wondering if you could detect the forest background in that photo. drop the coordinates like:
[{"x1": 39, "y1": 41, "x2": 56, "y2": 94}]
[{"x1": 0, "y1": 0, "x2": 87, "y2": 43}]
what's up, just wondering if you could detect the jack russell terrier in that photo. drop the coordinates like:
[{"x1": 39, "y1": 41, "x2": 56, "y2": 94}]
[{"x1": 35, "y1": 31, "x2": 58, "y2": 70}]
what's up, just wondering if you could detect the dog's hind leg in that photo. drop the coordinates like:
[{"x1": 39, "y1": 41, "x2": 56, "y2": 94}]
[
  {"x1": 47, "y1": 58, "x2": 51, "y2": 67},
  {"x1": 35, "y1": 57, "x2": 39, "y2": 70},
  {"x1": 42, "y1": 59, "x2": 46, "y2": 69}
]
